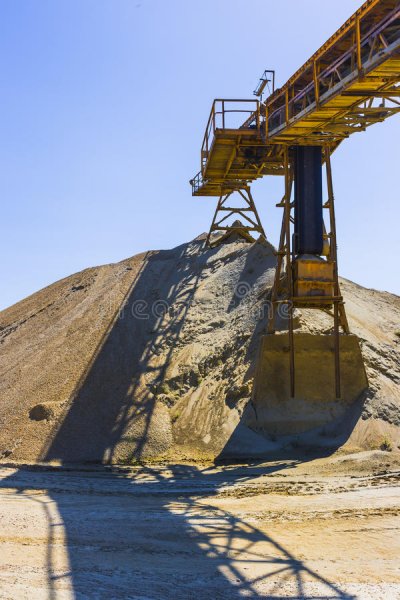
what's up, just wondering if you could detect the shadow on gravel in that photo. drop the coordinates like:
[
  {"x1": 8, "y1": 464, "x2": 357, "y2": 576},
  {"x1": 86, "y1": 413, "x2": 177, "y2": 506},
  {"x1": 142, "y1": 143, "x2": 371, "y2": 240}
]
[
  {"x1": 217, "y1": 393, "x2": 367, "y2": 465},
  {"x1": 41, "y1": 239, "x2": 215, "y2": 464},
  {"x1": 1, "y1": 463, "x2": 356, "y2": 600}
]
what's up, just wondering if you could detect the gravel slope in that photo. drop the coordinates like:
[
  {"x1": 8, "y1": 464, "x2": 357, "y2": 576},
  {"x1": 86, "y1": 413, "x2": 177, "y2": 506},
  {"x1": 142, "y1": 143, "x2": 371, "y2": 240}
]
[{"x1": 1, "y1": 235, "x2": 399, "y2": 463}]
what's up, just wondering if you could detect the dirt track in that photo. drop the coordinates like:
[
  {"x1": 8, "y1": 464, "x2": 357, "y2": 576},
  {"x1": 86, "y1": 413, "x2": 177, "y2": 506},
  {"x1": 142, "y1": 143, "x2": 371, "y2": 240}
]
[{"x1": 0, "y1": 452, "x2": 399, "y2": 599}]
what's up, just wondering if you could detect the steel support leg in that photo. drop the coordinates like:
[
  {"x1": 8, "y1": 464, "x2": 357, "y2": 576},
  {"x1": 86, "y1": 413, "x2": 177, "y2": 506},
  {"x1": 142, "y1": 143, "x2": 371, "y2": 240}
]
[
  {"x1": 206, "y1": 187, "x2": 266, "y2": 247},
  {"x1": 325, "y1": 146, "x2": 348, "y2": 398}
]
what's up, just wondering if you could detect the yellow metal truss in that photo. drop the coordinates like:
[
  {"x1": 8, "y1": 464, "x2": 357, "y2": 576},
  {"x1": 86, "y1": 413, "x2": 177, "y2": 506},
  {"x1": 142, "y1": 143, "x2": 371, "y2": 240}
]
[{"x1": 191, "y1": 0, "x2": 400, "y2": 197}]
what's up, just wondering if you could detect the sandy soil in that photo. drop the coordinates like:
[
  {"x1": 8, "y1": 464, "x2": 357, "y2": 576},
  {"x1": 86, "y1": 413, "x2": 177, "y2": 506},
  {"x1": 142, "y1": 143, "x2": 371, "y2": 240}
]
[{"x1": 0, "y1": 451, "x2": 399, "y2": 599}]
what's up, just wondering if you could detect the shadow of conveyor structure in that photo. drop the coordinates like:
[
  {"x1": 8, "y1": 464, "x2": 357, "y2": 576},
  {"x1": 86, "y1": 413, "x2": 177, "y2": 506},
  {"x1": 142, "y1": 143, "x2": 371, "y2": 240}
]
[
  {"x1": 38, "y1": 229, "x2": 367, "y2": 466},
  {"x1": 17, "y1": 236, "x2": 363, "y2": 598},
  {"x1": 43, "y1": 240, "x2": 212, "y2": 463},
  {"x1": 1, "y1": 462, "x2": 357, "y2": 599}
]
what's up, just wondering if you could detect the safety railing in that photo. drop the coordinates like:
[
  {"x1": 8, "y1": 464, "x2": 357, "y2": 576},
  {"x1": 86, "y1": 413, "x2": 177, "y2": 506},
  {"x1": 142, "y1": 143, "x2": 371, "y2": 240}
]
[
  {"x1": 201, "y1": 99, "x2": 260, "y2": 174},
  {"x1": 190, "y1": 171, "x2": 206, "y2": 194},
  {"x1": 266, "y1": 2, "x2": 400, "y2": 136}
]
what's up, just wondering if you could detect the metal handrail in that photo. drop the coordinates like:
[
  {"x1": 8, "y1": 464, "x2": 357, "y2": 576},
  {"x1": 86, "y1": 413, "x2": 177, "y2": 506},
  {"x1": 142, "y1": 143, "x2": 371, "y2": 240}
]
[
  {"x1": 190, "y1": 171, "x2": 206, "y2": 194},
  {"x1": 267, "y1": 3, "x2": 400, "y2": 135},
  {"x1": 201, "y1": 99, "x2": 260, "y2": 174}
]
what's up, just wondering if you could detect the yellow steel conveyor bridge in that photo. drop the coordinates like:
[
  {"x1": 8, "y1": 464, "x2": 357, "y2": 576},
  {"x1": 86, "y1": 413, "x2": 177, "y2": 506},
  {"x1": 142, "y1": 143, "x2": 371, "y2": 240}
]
[
  {"x1": 190, "y1": 0, "x2": 400, "y2": 401},
  {"x1": 190, "y1": 0, "x2": 400, "y2": 197}
]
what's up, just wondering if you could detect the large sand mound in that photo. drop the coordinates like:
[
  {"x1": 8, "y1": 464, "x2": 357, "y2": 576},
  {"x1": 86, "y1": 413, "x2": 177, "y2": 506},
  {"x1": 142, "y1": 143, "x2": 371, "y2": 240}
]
[{"x1": 1, "y1": 235, "x2": 399, "y2": 463}]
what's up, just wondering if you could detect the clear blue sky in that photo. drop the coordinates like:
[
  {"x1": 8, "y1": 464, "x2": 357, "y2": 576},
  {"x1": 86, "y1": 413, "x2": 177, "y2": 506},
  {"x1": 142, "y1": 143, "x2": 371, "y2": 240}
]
[{"x1": 1, "y1": 0, "x2": 399, "y2": 310}]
